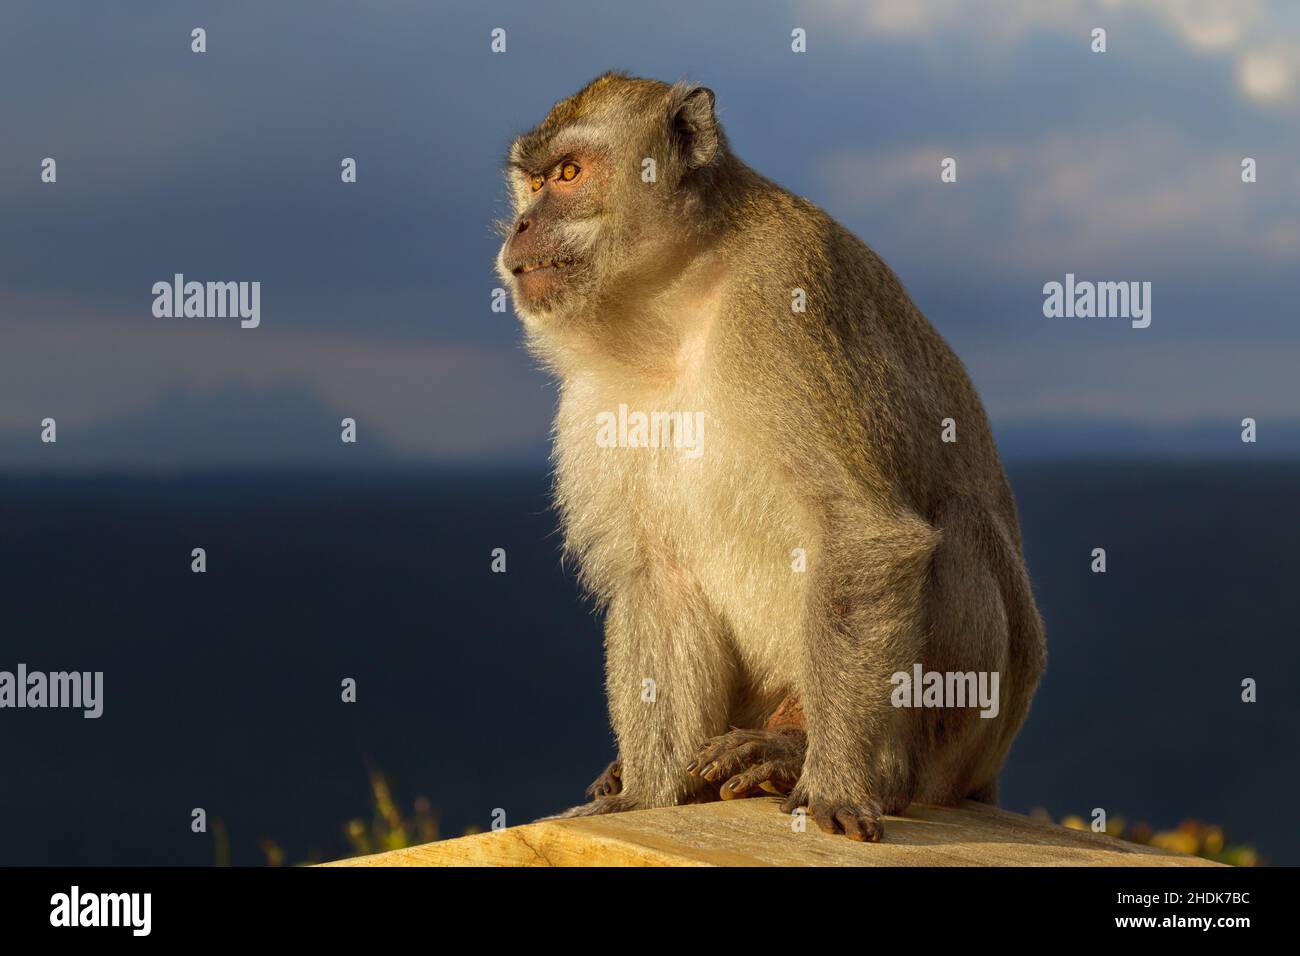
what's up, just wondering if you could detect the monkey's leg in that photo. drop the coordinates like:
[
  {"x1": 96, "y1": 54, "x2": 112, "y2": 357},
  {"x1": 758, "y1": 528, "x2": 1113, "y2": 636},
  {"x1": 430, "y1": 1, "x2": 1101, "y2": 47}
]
[
  {"x1": 781, "y1": 511, "x2": 940, "y2": 842},
  {"x1": 918, "y1": 496, "x2": 1046, "y2": 805},
  {"x1": 555, "y1": 575, "x2": 736, "y2": 817}
]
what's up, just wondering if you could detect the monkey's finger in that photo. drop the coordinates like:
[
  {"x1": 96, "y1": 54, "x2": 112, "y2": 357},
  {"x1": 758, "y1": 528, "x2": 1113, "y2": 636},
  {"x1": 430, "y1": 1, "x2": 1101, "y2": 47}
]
[
  {"x1": 692, "y1": 732, "x2": 760, "y2": 770},
  {"x1": 584, "y1": 762, "x2": 623, "y2": 800},
  {"x1": 719, "y1": 762, "x2": 785, "y2": 800},
  {"x1": 700, "y1": 741, "x2": 770, "y2": 782}
]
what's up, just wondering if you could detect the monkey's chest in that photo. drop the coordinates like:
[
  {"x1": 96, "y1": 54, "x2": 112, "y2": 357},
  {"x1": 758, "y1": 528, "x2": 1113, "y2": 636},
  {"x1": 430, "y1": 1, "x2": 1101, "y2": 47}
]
[{"x1": 559, "y1": 393, "x2": 810, "y2": 681}]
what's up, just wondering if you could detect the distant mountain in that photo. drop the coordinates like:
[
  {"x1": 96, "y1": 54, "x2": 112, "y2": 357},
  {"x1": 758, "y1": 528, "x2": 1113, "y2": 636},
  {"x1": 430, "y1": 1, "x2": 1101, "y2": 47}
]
[
  {"x1": 5, "y1": 389, "x2": 1297, "y2": 471},
  {"x1": 0, "y1": 383, "x2": 403, "y2": 471},
  {"x1": 995, "y1": 419, "x2": 1300, "y2": 462}
]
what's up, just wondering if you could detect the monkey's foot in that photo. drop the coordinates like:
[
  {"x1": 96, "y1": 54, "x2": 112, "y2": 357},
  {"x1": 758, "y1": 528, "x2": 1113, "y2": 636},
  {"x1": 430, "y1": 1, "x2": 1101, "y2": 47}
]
[
  {"x1": 585, "y1": 760, "x2": 622, "y2": 800},
  {"x1": 780, "y1": 785, "x2": 884, "y2": 843},
  {"x1": 687, "y1": 727, "x2": 806, "y2": 800}
]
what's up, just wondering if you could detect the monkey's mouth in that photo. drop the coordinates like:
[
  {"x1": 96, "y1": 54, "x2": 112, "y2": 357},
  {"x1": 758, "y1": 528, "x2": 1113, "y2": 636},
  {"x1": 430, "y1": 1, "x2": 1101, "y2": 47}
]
[{"x1": 511, "y1": 257, "x2": 575, "y2": 276}]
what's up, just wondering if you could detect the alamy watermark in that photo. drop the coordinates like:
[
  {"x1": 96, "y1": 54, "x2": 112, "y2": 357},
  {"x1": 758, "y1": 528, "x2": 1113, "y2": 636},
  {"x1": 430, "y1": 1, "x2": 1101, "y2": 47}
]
[
  {"x1": 50, "y1": 886, "x2": 150, "y2": 936},
  {"x1": 595, "y1": 404, "x2": 705, "y2": 458},
  {"x1": 152, "y1": 273, "x2": 261, "y2": 328},
  {"x1": 1042, "y1": 273, "x2": 1151, "y2": 328},
  {"x1": 0, "y1": 664, "x2": 103, "y2": 718},
  {"x1": 890, "y1": 665, "x2": 1000, "y2": 718}
]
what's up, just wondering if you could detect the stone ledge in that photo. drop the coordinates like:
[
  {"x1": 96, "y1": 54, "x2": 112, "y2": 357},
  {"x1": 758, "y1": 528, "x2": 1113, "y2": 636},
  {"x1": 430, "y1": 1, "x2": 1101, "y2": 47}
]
[{"x1": 323, "y1": 797, "x2": 1222, "y2": 867}]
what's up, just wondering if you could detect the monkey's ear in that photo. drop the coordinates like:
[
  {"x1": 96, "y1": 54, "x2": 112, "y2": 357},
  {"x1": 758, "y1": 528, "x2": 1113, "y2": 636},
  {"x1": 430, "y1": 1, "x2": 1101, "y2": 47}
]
[{"x1": 672, "y1": 86, "x2": 719, "y2": 169}]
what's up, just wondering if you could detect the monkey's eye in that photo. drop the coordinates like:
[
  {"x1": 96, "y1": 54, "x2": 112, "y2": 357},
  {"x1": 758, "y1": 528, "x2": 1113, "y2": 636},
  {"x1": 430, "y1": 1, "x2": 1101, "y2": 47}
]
[
  {"x1": 559, "y1": 161, "x2": 580, "y2": 182},
  {"x1": 529, "y1": 174, "x2": 545, "y2": 192}
]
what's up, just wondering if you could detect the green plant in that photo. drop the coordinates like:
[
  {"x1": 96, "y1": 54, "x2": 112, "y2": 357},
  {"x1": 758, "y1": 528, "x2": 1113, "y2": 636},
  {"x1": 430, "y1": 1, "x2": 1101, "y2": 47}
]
[
  {"x1": 1034, "y1": 809, "x2": 1261, "y2": 866},
  {"x1": 249, "y1": 769, "x2": 440, "y2": 866}
]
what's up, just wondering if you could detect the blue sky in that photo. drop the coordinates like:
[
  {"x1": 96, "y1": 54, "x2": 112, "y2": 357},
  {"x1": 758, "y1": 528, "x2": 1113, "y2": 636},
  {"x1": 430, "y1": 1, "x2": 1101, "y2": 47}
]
[{"x1": 2, "y1": 0, "x2": 1298, "y2": 468}]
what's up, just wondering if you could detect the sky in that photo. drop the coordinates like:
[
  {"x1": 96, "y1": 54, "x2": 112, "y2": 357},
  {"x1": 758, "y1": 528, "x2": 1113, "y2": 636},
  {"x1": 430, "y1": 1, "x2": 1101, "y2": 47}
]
[{"x1": 2, "y1": 0, "x2": 1298, "y2": 469}]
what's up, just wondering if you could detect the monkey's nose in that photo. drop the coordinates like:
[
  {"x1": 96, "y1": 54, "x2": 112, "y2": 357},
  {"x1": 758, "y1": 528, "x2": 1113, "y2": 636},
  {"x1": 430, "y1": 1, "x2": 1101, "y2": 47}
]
[{"x1": 516, "y1": 218, "x2": 531, "y2": 234}]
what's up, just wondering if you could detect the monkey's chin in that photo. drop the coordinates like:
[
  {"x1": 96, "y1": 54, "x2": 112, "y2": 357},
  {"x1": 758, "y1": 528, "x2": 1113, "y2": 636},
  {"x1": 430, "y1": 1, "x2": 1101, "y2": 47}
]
[{"x1": 512, "y1": 268, "x2": 571, "y2": 315}]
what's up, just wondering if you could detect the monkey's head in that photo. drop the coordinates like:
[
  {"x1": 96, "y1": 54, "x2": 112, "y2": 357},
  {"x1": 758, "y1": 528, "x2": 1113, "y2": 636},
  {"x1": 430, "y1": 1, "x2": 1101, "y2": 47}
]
[{"x1": 497, "y1": 72, "x2": 728, "y2": 324}]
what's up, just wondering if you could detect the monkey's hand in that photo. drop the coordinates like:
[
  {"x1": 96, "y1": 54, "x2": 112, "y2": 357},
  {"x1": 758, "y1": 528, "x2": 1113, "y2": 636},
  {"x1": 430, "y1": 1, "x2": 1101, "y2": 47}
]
[
  {"x1": 779, "y1": 782, "x2": 884, "y2": 843},
  {"x1": 687, "y1": 728, "x2": 806, "y2": 800},
  {"x1": 584, "y1": 760, "x2": 623, "y2": 800}
]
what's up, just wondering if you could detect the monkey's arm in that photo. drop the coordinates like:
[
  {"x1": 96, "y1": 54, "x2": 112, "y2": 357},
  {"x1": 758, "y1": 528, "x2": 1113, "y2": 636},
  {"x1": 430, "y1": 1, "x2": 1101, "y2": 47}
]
[{"x1": 574, "y1": 567, "x2": 738, "y2": 813}]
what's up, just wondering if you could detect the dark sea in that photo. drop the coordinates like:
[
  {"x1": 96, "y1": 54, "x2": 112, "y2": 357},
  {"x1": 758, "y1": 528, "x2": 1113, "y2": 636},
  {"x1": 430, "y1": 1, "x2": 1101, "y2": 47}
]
[{"x1": 1, "y1": 463, "x2": 1296, "y2": 865}]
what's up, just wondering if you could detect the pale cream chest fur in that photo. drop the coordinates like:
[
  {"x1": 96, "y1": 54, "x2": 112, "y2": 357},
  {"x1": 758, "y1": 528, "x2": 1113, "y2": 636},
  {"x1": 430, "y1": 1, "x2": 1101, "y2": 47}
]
[{"x1": 552, "y1": 340, "x2": 811, "y2": 696}]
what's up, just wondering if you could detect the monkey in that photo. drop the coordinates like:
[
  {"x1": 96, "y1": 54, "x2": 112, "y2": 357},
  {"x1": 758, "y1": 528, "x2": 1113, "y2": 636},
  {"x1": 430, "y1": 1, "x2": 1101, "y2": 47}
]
[{"x1": 496, "y1": 72, "x2": 1046, "y2": 842}]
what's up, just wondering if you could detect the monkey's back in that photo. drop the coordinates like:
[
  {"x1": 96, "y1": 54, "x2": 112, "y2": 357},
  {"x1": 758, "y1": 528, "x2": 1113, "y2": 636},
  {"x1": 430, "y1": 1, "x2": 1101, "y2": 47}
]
[{"x1": 713, "y1": 175, "x2": 1022, "y2": 543}]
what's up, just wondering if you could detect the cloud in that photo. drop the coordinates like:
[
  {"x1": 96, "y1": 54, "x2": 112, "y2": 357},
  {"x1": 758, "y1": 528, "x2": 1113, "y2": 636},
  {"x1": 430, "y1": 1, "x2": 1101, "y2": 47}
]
[
  {"x1": 0, "y1": 303, "x2": 553, "y2": 466},
  {"x1": 795, "y1": 0, "x2": 1298, "y2": 106},
  {"x1": 816, "y1": 124, "x2": 1300, "y2": 272},
  {"x1": 1239, "y1": 47, "x2": 1294, "y2": 102}
]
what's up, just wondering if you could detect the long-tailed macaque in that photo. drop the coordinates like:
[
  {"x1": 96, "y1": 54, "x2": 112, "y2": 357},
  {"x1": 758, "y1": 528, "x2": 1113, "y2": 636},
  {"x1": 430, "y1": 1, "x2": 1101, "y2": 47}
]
[{"x1": 496, "y1": 73, "x2": 1045, "y2": 841}]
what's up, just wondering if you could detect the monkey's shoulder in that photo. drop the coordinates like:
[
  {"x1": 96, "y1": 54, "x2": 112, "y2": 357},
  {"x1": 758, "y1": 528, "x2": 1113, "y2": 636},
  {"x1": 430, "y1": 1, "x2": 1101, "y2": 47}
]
[{"x1": 713, "y1": 197, "x2": 927, "y2": 365}]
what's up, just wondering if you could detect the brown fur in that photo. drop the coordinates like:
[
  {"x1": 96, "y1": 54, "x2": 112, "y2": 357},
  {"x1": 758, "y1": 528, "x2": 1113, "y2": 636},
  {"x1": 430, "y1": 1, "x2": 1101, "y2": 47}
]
[{"x1": 499, "y1": 73, "x2": 1046, "y2": 840}]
